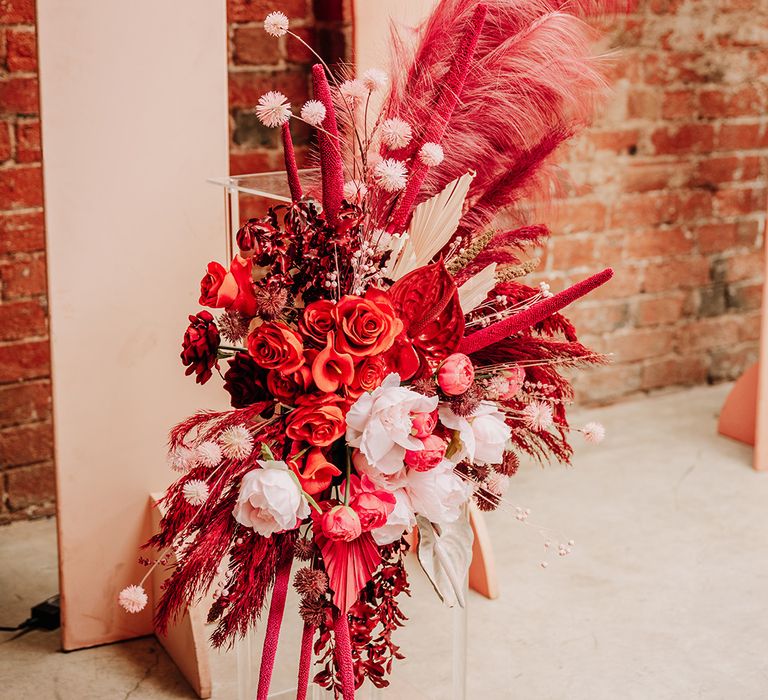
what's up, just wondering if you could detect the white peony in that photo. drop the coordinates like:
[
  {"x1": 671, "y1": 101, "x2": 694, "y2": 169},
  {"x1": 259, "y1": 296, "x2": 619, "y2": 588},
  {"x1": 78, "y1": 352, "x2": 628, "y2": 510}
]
[
  {"x1": 407, "y1": 460, "x2": 472, "y2": 524},
  {"x1": 352, "y1": 449, "x2": 409, "y2": 492},
  {"x1": 439, "y1": 401, "x2": 511, "y2": 465},
  {"x1": 346, "y1": 373, "x2": 438, "y2": 474},
  {"x1": 372, "y1": 489, "x2": 416, "y2": 545},
  {"x1": 233, "y1": 460, "x2": 309, "y2": 537}
]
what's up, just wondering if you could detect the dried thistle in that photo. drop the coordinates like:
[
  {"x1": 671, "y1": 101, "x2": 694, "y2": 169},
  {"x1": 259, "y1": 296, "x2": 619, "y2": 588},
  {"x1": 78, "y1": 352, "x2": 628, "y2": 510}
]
[
  {"x1": 474, "y1": 486, "x2": 500, "y2": 512},
  {"x1": 255, "y1": 285, "x2": 289, "y2": 320},
  {"x1": 294, "y1": 537, "x2": 316, "y2": 561},
  {"x1": 293, "y1": 567, "x2": 329, "y2": 600},
  {"x1": 494, "y1": 450, "x2": 520, "y2": 477},
  {"x1": 299, "y1": 595, "x2": 327, "y2": 627},
  {"x1": 218, "y1": 309, "x2": 250, "y2": 344},
  {"x1": 411, "y1": 375, "x2": 437, "y2": 397},
  {"x1": 447, "y1": 383, "x2": 482, "y2": 416}
]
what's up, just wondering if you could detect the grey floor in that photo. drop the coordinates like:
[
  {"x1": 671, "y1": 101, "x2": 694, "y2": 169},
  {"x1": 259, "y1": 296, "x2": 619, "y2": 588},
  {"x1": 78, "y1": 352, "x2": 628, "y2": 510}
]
[{"x1": 1, "y1": 383, "x2": 767, "y2": 699}]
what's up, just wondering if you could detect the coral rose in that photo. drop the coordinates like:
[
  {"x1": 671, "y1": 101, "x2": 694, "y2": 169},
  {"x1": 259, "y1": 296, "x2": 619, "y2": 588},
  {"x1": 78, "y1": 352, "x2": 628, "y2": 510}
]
[
  {"x1": 199, "y1": 255, "x2": 257, "y2": 317},
  {"x1": 321, "y1": 505, "x2": 362, "y2": 542},
  {"x1": 181, "y1": 311, "x2": 220, "y2": 385},
  {"x1": 285, "y1": 393, "x2": 346, "y2": 447},
  {"x1": 349, "y1": 356, "x2": 388, "y2": 398},
  {"x1": 299, "y1": 299, "x2": 336, "y2": 347},
  {"x1": 248, "y1": 321, "x2": 305, "y2": 373},
  {"x1": 332, "y1": 288, "x2": 403, "y2": 358},
  {"x1": 437, "y1": 353, "x2": 475, "y2": 396},
  {"x1": 267, "y1": 366, "x2": 312, "y2": 406},
  {"x1": 290, "y1": 447, "x2": 341, "y2": 495},
  {"x1": 404, "y1": 434, "x2": 447, "y2": 472},
  {"x1": 312, "y1": 334, "x2": 355, "y2": 392}
]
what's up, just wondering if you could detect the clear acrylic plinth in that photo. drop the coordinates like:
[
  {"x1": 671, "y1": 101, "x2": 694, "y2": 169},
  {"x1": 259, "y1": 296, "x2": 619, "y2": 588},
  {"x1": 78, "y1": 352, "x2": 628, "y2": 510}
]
[
  {"x1": 234, "y1": 554, "x2": 468, "y2": 700},
  {"x1": 209, "y1": 169, "x2": 322, "y2": 260}
]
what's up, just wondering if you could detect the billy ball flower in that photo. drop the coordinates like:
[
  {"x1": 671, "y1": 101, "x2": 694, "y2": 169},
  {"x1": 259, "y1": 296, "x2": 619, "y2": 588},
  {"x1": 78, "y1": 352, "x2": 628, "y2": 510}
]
[
  {"x1": 219, "y1": 425, "x2": 254, "y2": 460},
  {"x1": 182, "y1": 479, "x2": 210, "y2": 506},
  {"x1": 263, "y1": 11, "x2": 289, "y2": 37},
  {"x1": 380, "y1": 118, "x2": 412, "y2": 149},
  {"x1": 361, "y1": 68, "x2": 388, "y2": 92},
  {"x1": 196, "y1": 441, "x2": 222, "y2": 468},
  {"x1": 301, "y1": 99, "x2": 326, "y2": 127},
  {"x1": 373, "y1": 158, "x2": 408, "y2": 192},
  {"x1": 255, "y1": 91, "x2": 292, "y2": 128},
  {"x1": 339, "y1": 79, "x2": 367, "y2": 108},
  {"x1": 581, "y1": 421, "x2": 605, "y2": 444},
  {"x1": 522, "y1": 401, "x2": 554, "y2": 431},
  {"x1": 118, "y1": 584, "x2": 148, "y2": 614},
  {"x1": 343, "y1": 180, "x2": 367, "y2": 201},
  {"x1": 419, "y1": 142, "x2": 444, "y2": 167}
]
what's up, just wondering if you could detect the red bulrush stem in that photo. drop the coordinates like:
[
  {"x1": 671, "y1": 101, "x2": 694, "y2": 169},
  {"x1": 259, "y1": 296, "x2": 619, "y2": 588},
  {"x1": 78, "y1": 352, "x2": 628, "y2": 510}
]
[
  {"x1": 460, "y1": 268, "x2": 614, "y2": 355},
  {"x1": 333, "y1": 612, "x2": 356, "y2": 700},
  {"x1": 311, "y1": 64, "x2": 344, "y2": 224},
  {"x1": 296, "y1": 623, "x2": 315, "y2": 700},
  {"x1": 386, "y1": 4, "x2": 488, "y2": 233},
  {"x1": 281, "y1": 123, "x2": 303, "y2": 201},
  {"x1": 255, "y1": 558, "x2": 292, "y2": 700}
]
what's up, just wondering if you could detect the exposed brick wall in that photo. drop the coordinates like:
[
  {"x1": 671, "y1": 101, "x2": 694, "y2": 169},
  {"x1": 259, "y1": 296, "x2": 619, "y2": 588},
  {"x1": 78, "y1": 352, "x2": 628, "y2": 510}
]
[
  {"x1": 543, "y1": 0, "x2": 766, "y2": 404},
  {"x1": 0, "y1": 0, "x2": 54, "y2": 523}
]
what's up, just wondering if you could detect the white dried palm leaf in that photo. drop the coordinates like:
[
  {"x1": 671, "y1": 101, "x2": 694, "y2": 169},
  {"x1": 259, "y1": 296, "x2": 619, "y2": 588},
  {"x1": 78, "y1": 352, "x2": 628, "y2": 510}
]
[
  {"x1": 389, "y1": 171, "x2": 475, "y2": 280},
  {"x1": 457, "y1": 263, "x2": 497, "y2": 313}
]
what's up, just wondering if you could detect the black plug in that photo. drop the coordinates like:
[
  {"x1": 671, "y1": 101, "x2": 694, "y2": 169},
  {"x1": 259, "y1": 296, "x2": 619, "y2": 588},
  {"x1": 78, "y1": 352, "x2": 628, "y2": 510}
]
[{"x1": 0, "y1": 594, "x2": 60, "y2": 632}]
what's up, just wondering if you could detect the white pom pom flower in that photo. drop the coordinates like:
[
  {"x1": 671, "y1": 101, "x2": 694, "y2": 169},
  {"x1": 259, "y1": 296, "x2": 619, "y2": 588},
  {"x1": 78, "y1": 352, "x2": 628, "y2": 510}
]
[
  {"x1": 196, "y1": 441, "x2": 222, "y2": 468},
  {"x1": 263, "y1": 11, "x2": 289, "y2": 37},
  {"x1": 361, "y1": 68, "x2": 388, "y2": 92},
  {"x1": 373, "y1": 158, "x2": 408, "y2": 192},
  {"x1": 118, "y1": 585, "x2": 148, "y2": 614},
  {"x1": 581, "y1": 421, "x2": 606, "y2": 444},
  {"x1": 219, "y1": 425, "x2": 254, "y2": 460},
  {"x1": 183, "y1": 479, "x2": 210, "y2": 506},
  {"x1": 339, "y1": 79, "x2": 368, "y2": 108},
  {"x1": 419, "y1": 142, "x2": 444, "y2": 167},
  {"x1": 168, "y1": 446, "x2": 198, "y2": 473},
  {"x1": 522, "y1": 401, "x2": 554, "y2": 432},
  {"x1": 380, "y1": 118, "x2": 412, "y2": 149},
  {"x1": 343, "y1": 179, "x2": 368, "y2": 201},
  {"x1": 255, "y1": 91, "x2": 291, "y2": 128},
  {"x1": 301, "y1": 99, "x2": 326, "y2": 127}
]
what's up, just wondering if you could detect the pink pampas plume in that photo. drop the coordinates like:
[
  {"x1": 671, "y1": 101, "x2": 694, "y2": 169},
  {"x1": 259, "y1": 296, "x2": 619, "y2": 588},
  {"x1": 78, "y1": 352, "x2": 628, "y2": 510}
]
[
  {"x1": 460, "y1": 267, "x2": 613, "y2": 355},
  {"x1": 311, "y1": 64, "x2": 344, "y2": 224},
  {"x1": 281, "y1": 123, "x2": 303, "y2": 201}
]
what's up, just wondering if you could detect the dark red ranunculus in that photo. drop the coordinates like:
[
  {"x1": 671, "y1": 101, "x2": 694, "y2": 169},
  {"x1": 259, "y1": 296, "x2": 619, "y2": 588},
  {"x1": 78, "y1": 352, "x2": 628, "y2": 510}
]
[
  {"x1": 223, "y1": 351, "x2": 273, "y2": 411},
  {"x1": 181, "y1": 311, "x2": 220, "y2": 385}
]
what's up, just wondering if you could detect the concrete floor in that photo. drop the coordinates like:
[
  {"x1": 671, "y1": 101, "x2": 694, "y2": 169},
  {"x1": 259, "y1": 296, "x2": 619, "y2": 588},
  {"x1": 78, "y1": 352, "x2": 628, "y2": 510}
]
[{"x1": 1, "y1": 383, "x2": 767, "y2": 699}]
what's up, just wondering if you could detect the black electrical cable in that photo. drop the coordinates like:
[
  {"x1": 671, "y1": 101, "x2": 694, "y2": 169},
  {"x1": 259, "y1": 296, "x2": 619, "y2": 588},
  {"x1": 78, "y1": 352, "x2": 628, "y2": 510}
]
[{"x1": 0, "y1": 595, "x2": 60, "y2": 634}]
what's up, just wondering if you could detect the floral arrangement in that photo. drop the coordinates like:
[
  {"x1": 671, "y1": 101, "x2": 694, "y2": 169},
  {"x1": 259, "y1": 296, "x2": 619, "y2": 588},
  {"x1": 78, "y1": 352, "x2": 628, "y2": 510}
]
[{"x1": 119, "y1": 1, "x2": 621, "y2": 697}]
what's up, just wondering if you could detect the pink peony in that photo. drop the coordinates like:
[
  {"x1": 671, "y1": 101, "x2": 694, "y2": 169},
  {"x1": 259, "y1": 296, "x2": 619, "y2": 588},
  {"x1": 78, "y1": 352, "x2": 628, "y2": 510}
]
[
  {"x1": 410, "y1": 409, "x2": 438, "y2": 438},
  {"x1": 404, "y1": 434, "x2": 447, "y2": 472},
  {"x1": 350, "y1": 476, "x2": 397, "y2": 531},
  {"x1": 502, "y1": 365, "x2": 526, "y2": 400},
  {"x1": 437, "y1": 353, "x2": 475, "y2": 396},
  {"x1": 321, "y1": 505, "x2": 362, "y2": 542}
]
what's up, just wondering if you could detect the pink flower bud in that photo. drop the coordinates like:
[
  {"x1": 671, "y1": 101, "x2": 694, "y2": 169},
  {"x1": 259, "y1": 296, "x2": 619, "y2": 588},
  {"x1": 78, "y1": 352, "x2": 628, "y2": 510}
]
[
  {"x1": 410, "y1": 409, "x2": 438, "y2": 438},
  {"x1": 437, "y1": 353, "x2": 475, "y2": 396},
  {"x1": 502, "y1": 365, "x2": 525, "y2": 400},
  {"x1": 321, "y1": 505, "x2": 362, "y2": 542},
  {"x1": 404, "y1": 434, "x2": 447, "y2": 472}
]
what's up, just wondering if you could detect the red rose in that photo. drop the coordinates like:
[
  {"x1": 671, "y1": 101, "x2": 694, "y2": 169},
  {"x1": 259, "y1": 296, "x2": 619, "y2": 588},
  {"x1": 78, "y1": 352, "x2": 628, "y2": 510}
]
[
  {"x1": 247, "y1": 321, "x2": 305, "y2": 373},
  {"x1": 332, "y1": 288, "x2": 403, "y2": 358},
  {"x1": 321, "y1": 505, "x2": 361, "y2": 542},
  {"x1": 311, "y1": 334, "x2": 355, "y2": 393},
  {"x1": 199, "y1": 255, "x2": 257, "y2": 317},
  {"x1": 299, "y1": 299, "x2": 336, "y2": 347},
  {"x1": 180, "y1": 311, "x2": 220, "y2": 385},
  {"x1": 289, "y1": 447, "x2": 341, "y2": 496},
  {"x1": 285, "y1": 393, "x2": 346, "y2": 447},
  {"x1": 350, "y1": 355, "x2": 388, "y2": 397},
  {"x1": 350, "y1": 475, "x2": 396, "y2": 531},
  {"x1": 267, "y1": 366, "x2": 313, "y2": 406}
]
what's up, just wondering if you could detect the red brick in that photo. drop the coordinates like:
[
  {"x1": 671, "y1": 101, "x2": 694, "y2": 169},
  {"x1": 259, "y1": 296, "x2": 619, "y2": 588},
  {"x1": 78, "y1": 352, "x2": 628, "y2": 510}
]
[
  {"x1": 627, "y1": 89, "x2": 661, "y2": 120},
  {"x1": 0, "y1": 211, "x2": 45, "y2": 254},
  {"x1": 0, "y1": 299, "x2": 46, "y2": 340},
  {"x1": 700, "y1": 87, "x2": 762, "y2": 118},
  {"x1": 5, "y1": 28, "x2": 36, "y2": 73},
  {"x1": 0, "y1": 380, "x2": 50, "y2": 428},
  {"x1": 716, "y1": 122, "x2": 760, "y2": 150},
  {"x1": 4, "y1": 461, "x2": 55, "y2": 512},
  {"x1": 635, "y1": 293, "x2": 686, "y2": 326},
  {"x1": 573, "y1": 363, "x2": 642, "y2": 405},
  {"x1": 694, "y1": 220, "x2": 760, "y2": 255},
  {"x1": 609, "y1": 327, "x2": 672, "y2": 362},
  {"x1": 549, "y1": 199, "x2": 607, "y2": 234},
  {"x1": 232, "y1": 25, "x2": 281, "y2": 66},
  {"x1": 0, "y1": 120, "x2": 11, "y2": 162},
  {"x1": 566, "y1": 301, "x2": 629, "y2": 334},
  {"x1": 737, "y1": 311, "x2": 762, "y2": 342},
  {"x1": 651, "y1": 124, "x2": 715, "y2": 155},
  {"x1": 714, "y1": 186, "x2": 766, "y2": 216},
  {"x1": 662, "y1": 90, "x2": 698, "y2": 119},
  {"x1": 0, "y1": 76, "x2": 39, "y2": 115},
  {"x1": 644, "y1": 257, "x2": 710, "y2": 292},
  {"x1": 0, "y1": 340, "x2": 49, "y2": 381},
  {"x1": 724, "y1": 251, "x2": 764, "y2": 283},
  {"x1": 229, "y1": 149, "x2": 281, "y2": 176},
  {"x1": 228, "y1": 69, "x2": 308, "y2": 109},
  {"x1": 0, "y1": 254, "x2": 47, "y2": 299},
  {"x1": 624, "y1": 228, "x2": 694, "y2": 258},
  {"x1": 587, "y1": 129, "x2": 640, "y2": 154},
  {"x1": 228, "y1": 0, "x2": 310, "y2": 23},
  {"x1": 622, "y1": 160, "x2": 691, "y2": 193},
  {"x1": 14, "y1": 119, "x2": 40, "y2": 163},
  {"x1": 693, "y1": 155, "x2": 761, "y2": 186},
  {"x1": 284, "y1": 26, "x2": 315, "y2": 64},
  {"x1": 0, "y1": 421, "x2": 53, "y2": 467},
  {"x1": 728, "y1": 281, "x2": 763, "y2": 312},
  {"x1": 0, "y1": 0, "x2": 35, "y2": 23},
  {"x1": 641, "y1": 355, "x2": 708, "y2": 390},
  {"x1": 548, "y1": 235, "x2": 597, "y2": 269},
  {"x1": 675, "y1": 316, "x2": 743, "y2": 352},
  {"x1": 0, "y1": 165, "x2": 43, "y2": 209}
]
